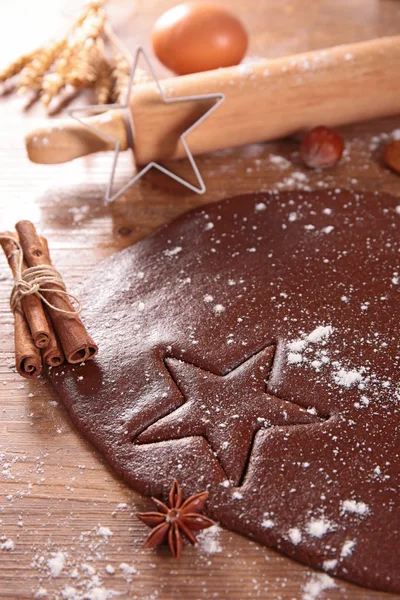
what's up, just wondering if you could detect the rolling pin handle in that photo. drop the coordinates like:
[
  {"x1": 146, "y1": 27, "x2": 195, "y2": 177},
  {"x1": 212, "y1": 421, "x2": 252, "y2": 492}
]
[{"x1": 25, "y1": 108, "x2": 129, "y2": 164}]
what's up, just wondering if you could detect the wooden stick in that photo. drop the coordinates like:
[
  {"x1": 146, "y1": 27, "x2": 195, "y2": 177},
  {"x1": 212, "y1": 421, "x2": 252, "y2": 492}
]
[
  {"x1": 0, "y1": 235, "x2": 51, "y2": 348},
  {"x1": 41, "y1": 308, "x2": 65, "y2": 367},
  {"x1": 15, "y1": 221, "x2": 98, "y2": 364},
  {"x1": 25, "y1": 35, "x2": 400, "y2": 165}
]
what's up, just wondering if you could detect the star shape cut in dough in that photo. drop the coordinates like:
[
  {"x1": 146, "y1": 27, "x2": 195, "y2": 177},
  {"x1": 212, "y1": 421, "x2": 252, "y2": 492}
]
[
  {"x1": 136, "y1": 345, "x2": 325, "y2": 485},
  {"x1": 68, "y1": 45, "x2": 225, "y2": 202}
]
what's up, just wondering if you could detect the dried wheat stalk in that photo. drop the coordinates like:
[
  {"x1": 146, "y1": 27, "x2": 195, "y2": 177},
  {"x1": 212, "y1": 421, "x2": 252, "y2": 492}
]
[
  {"x1": 41, "y1": 4, "x2": 107, "y2": 105},
  {"x1": 0, "y1": 0, "x2": 151, "y2": 114},
  {"x1": 111, "y1": 52, "x2": 131, "y2": 102},
  {"x1": 0, "y1": 50, "x2": 38, "y2": 83},
  {"x1": 95, "y1": 55, "x2": 113, "y2": 104},
  {"x1": 111, "y1": 52, "x2": 152, "y2": 103},
  {"x1": 18, "y1": 39, "x2": 67, "y2": 92}
]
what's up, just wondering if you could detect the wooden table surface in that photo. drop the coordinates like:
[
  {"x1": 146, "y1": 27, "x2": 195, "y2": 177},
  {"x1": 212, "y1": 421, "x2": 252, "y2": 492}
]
[{"x1": 1, "y1": 1, "x2": 400, "y2": 599}]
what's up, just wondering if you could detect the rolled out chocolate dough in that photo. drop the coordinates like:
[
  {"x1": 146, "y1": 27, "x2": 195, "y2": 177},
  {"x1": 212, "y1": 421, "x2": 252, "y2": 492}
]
[{"x1": 48, "y1": 190, "x2": 400, "y2": 593}]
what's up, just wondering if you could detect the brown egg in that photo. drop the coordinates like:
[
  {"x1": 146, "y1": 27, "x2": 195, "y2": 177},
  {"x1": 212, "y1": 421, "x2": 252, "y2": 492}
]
[{"x1": 151, "y1": 1, "x2": 248, "y2": 75}]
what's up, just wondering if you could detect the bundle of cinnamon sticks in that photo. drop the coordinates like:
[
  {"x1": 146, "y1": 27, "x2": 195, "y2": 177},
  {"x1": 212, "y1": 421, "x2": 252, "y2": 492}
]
[{"x1": 0, "y1": 220, "x2": 97, "y2": 379}]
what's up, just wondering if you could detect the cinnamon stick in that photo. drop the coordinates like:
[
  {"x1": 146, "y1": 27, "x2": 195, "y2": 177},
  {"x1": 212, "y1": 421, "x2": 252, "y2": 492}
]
[
  {"x1": 41, "y1": 308, "x2": 65, "y2": 367},
  {"x1": 15, "y1": 221, "x2": 98, "y2": 364},
  {"x1": 13, "y1": 308, "x2": 42, "y2": 378},
  {"x1": 1, "y1": 234, "x2": 42, "y2": 378},
  {"x1": 0, "y1": 235, "x2": 51, "y2": 348}
]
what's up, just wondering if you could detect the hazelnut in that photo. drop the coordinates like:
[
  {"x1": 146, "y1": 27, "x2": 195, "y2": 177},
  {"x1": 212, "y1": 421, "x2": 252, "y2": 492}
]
[
  {"x1": 300, "y1": 126, "x2": 344, "y2": 169},
  {"x1": 383, "y1": 140, "x2": 400, "y2": 174}
]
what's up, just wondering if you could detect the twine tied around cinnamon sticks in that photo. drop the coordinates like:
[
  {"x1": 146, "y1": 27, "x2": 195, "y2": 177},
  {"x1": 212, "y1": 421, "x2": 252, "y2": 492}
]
[
  {"x1": 3, "y1": 236, "x2": 82, "y2": 317},
  {"x1": 0, "y1": 221, "x2": 98, "y2": 379}
]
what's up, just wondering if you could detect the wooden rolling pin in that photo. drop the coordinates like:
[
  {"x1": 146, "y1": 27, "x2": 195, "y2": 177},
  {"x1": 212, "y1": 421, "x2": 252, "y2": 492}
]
[{"x1": 26, "y1": 36, "x2": 400, "y2": 166}]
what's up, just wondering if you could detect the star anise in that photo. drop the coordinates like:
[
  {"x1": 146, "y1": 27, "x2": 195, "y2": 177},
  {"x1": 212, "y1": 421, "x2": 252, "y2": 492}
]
[{"x1": 136, "y1": 480, "x2": 216, "y2": 558}]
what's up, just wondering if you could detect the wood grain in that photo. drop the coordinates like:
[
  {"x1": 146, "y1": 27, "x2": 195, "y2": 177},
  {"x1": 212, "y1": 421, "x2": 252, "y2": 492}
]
[{"x1": 1, "y1": 1, "x2": 400, "y2": 599}]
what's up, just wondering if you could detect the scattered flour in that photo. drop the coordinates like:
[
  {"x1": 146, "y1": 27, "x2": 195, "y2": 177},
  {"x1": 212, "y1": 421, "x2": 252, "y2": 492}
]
[
  {"x1": 333, "y1": 369, "x2": 363, "y2": 388},
  {"x1": 286, "y1": 325, "x2": 333, "y2": 370},
  {"x1": 287, "y1": 352, "x2": 303, "y2": 365},
  {"x1": 288, "y1": 528, "x2": 302, "y2": 545},
  {"x1": 97, "y1": 526, "x2": 113, "y2": 539},
  {"x1": 213, "y1": 304, "x2": 225, "y2": 314},
  {"x1": 322, "y1": 559, "x2": 338, "y2": 571},
  {"x1": 31, "y1": 525, "x2": 122, "y2": 600},
  {"x1": 302, "y1": 573, "x2": 336, "y2": 600},
  {"x1": 196, "y1": 525, "x2": 222, "y2": 554},
  {"x1": 306, "y1": 326, "x2": 334, "y2": 343},
  {"x1": 119, "y1": 563, "x2": 137, "y2": 580},
  {"x1": 60, "y1": 586, "x2": 120, "y2": 600},
  {"x1": 119, "y1": 563, "x2": 136, "y2": 574},
  {"x1": 286, "y1": 325, "x2": 375, "y2": 396},
  {"x1": 269, "y1": 154, "x2": 291, "y2": 169},
  {"x1": 68, "y1": 205, "x2": 90, "y2": 224},
  {"x1": 232, "y1": 491, "x2": 243, "y2": 500},
  {"x1": 340, "y1": 540, "x2": 356, "y2": 558},
  {"x1": 287, "y1": 325, "x2": 334, "y2": 359},
  {"x1": 287, "y1": 339, "x2": 307, "y2": 352},
  {"x1": 86, "y1": 589, "x2": 117, "y2": 600},
  {"x1": 306, "y1": 518, "x2": 335, "y2": 538},
  {"x1": 48, "y1": 551, "x2": 66, "y2": 577},
  {"x1": 164, "y1": 246, "x2": 182, "y2": 257},
  {"x1": 341, "y1": 500, "x2": 370, "y2": 516},
  {"x1": 261, "y1": 518, "x2": 275, "y2": 529},
  {"x1": 0, "y1": 538, "x2": 14, "y2": 551}
]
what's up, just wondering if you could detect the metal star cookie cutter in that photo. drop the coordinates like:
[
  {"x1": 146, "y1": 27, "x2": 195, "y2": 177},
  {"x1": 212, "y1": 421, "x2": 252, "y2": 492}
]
[{"x1": 68, "y1": 46, "x2": 225, "y2": 202}]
